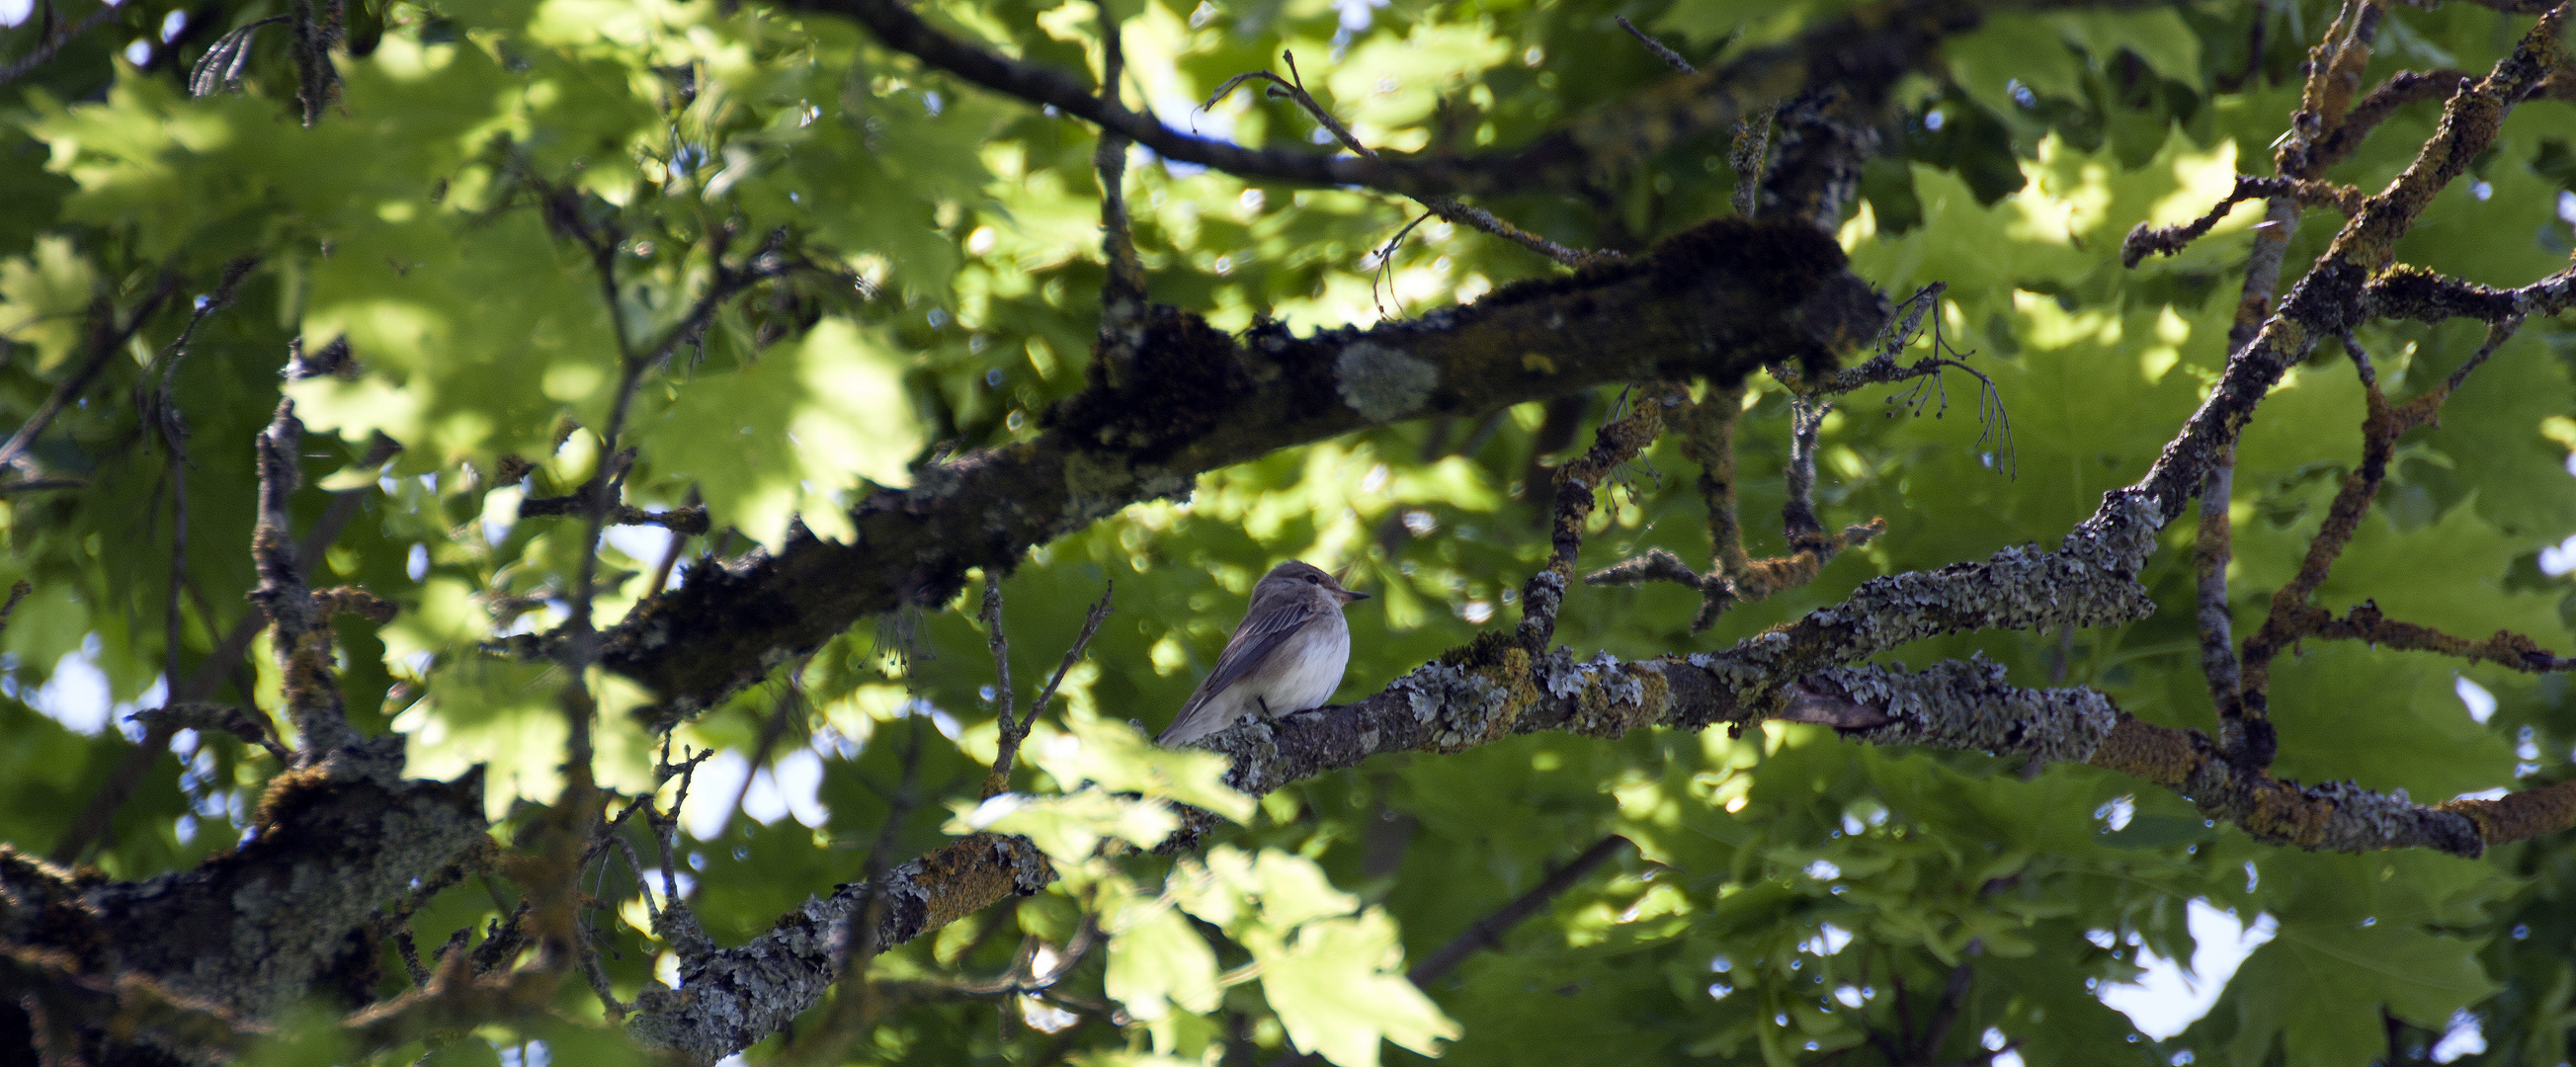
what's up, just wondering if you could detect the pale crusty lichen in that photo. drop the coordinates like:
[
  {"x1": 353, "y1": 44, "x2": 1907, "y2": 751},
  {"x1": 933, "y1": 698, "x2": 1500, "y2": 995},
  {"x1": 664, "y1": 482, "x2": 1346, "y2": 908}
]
[
  {"x1": 1393, "y1": 658, "x2": 1518, "y2": 753},
  {"x1": 1530, "y1": 648, "x2": 1675, "y2": 738},
  {"x1": 1816, "y1": 655, "x2": 2117, "y2": 768},
  {"x1": 1056, "y1": 451, "x2": 1193, "y2": 536},
  {"x1": 1333, "y1": 342, "x2": 1439, "y2": 423}
]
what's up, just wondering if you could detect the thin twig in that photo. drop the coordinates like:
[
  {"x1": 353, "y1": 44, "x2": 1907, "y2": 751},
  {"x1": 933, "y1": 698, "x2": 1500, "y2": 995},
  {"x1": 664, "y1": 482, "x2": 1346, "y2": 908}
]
[
  {"x1": 540, "y1": 202, "x2": 795, "y2": 966},
  {"x1": 790, "y1": 718, "x2": 929, "y2": 1063},
  {"x1": 979, "y1": 576, "x2": 1018, "y2": 800},
  {"x1": 1, "y1": 277, "x2": 182, "y2": 482},
  {"x1": 145, "y1": 261, "x2": 259, "y2": 783},
  {"x1": 985, "y1": 583, "x2": 1115, "y2": 798},
  {"x1": 0, "y1": 581, "x2": 30, "y2": 639},
  {"x1": 1807, "y1": 284, "x2": 2014, "y2": 473},
  {"x1": 1516, "y1": 386, "x2": 1684, "y2": 651},
  {"x1": 645, "y1": 488, "x2": 702, "y2": 599},
  {"x1": 721, "y1": 678, "x2": 805, "y2": 839},
  {"x1": 1203, "y1": 52, "x2": 1608, "y2": 269},
  {"x1": 0, "y1": 477, "x2": 85, "y2": 493},
  {"x1": 1262, "y1": 835, "x2": 1629, "y2": 1067},
  {"x1": 518, "y1": 494, "x2": 711, "y2": 534},
  {"x1": 1728, "y1": 109, "x2": 1774, "y2": 218},
  {"x1": 2119, "y1": 175, "x2": 2361, "y2": 267},
  {"x1": 2196, "y1": 450, "x2": 2240, "y2": 713},
  {"x1": 1613, "y1": 16, "x2": 1695, "y2": 74},
  {"x1": 1095, "y1": 11, "x2": 1147, "y2": 321},
  {"x1": 0, "y1": 3, "x2": 121, "y2": 87}
]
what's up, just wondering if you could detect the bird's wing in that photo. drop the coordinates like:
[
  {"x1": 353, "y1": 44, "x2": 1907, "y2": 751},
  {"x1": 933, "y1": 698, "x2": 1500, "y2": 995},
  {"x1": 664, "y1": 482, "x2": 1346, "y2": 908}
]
[{"x1": 1161, "y1": 597, "x2": 1324, "y2": 740}]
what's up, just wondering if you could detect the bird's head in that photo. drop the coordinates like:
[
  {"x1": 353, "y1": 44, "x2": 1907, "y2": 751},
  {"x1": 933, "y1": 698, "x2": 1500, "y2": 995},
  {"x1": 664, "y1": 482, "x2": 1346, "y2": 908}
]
[{"x1": 1260, "y1": 559, "x2": 1370, "y2": 605}]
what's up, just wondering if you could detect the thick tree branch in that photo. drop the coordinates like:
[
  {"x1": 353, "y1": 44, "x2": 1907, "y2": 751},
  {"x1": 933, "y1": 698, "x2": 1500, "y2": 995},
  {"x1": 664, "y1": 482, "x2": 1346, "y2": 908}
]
[
  {"x1": 3, "y1": 763, "x2": 488, "y2": 1062},
  {"x1": 624, "y1": 562, "x2": 2576, "y2": 1063},
  {"x1": 603, "y1": 218, "x2": 1888, "y2": 721}
]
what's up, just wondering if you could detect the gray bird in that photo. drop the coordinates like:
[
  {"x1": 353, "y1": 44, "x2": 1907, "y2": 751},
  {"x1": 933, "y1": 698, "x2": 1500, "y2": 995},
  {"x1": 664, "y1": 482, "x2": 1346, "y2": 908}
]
[{"x1": 1158, "y1": 560, "x2": 1370, "y2": 745}]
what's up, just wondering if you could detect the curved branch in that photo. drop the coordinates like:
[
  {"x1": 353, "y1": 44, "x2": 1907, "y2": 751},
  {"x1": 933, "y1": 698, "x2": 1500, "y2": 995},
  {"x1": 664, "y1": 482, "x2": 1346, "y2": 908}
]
[
  {"x1": 600, "y1": 218, "x2": 1889, "y2": 720},
  {"x1": 784, "y1": 0, "x2": 2012, "y2": 198},
  {"x1": 624, "y1": 610, "x2": 2576, "y2": 1062}
]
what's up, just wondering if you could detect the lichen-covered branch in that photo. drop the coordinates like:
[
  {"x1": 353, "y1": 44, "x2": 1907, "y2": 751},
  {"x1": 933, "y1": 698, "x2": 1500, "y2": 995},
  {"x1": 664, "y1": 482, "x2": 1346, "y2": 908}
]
[
  {"x1": 2279, "y1": 67, "x2": 2472, "y2": 178},
  {"x1": 2239, "y1": 321, "x2": 2522, "y2": 757},
  {"x1": 2368, "y1": 261, "x2": 2576, "y2": 325},
  {"x1": 626, "y1": 482, "x2": 2168, "y2": 1061},
  {"x1": 1, "y1": 763, "x2": 489, "y2": 1062},
  {"x1": 603, "y1": 217, "x2": 1888, "y2": 721},
  {"x1": 2119, "y1": 175, "x2": 2362, "y2": 267},
  {"x1": 249, "y1": 391, "x2": 405, "y2": 774},
  {"x1": 1587, "y1": 368, "x2": 1891, "y2": 632},
  {"x1": 626, "y1": 572, "x2": 2576, "y2": 1061},
  {"x1": 2288, "y1": 600, "x2": 2576, "y2": 672},
  {"x1": 624, "y1": 834, "x2": 1054, "y2": 1064},
  {"x1": 2121, "y1": 4, "x2": 2564, "y2": 535},
  {"x1": 1516, "y1": 384, "x2": 1683, "y2": 651}
]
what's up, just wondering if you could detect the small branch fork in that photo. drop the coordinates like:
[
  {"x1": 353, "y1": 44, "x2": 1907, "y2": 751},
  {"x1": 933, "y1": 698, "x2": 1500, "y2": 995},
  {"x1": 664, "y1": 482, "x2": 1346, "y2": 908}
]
[
  {"x1": 1514, "y1": 384, "x2": 1686, "y2": 652},
  {"x1": 976, "y1": 576, "x2": 1116, "y2": 800},
  {"x1": 1204, "y1": 52, "x2": 1613, "y2": 270},
  {"x1": 2119, "y1": 175, "x2": 2364, "y2": 267},
  {"x1": 1586, "y1": 287, "x2": 2002, "y2": 632},
  {"x1": 2105, "y1": 2, "x2": 2576, "y2": 775},
  {"x1": 249, "y1": 389, "x2": 401, "y2": 773},
  {"x1": 2235, "y1": 324, "x2": 2552, "y2": 725},
  {"x1": 1805, "y1": 283, "x2": 2012, "y2": 463}
]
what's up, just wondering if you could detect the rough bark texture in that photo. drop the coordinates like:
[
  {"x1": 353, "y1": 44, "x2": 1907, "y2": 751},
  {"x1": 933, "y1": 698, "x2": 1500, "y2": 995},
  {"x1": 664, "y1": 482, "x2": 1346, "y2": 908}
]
[
  {"x1": 601, "y1": 218, "x2": 1890, "y2": 721},
  {"x1": 2, "y1": 766, "x2": 487, "y2": 1063}
]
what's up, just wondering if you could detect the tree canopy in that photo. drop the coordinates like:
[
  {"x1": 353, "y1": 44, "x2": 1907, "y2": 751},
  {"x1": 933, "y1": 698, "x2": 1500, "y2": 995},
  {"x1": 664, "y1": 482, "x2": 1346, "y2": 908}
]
[{"x1": 3, "y1": 0, "x2": 2575, "y2": 1065}]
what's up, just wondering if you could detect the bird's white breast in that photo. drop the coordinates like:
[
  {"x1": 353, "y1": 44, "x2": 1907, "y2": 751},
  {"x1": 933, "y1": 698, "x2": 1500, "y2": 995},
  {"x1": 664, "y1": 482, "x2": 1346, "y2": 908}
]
[
  {"x1": 1173, "y1": 608, "x2": 1353, "y2": 741},
  {"x1": 1242, "y1": 612, "x2": 1351, "y2": 716}
]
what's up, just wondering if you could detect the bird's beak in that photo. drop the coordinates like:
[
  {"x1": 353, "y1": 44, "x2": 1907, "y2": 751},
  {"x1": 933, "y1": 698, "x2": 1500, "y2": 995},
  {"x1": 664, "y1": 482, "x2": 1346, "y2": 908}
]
[{"x1": 1340, "y1": 589, "x2": 1371, "y2": 603}]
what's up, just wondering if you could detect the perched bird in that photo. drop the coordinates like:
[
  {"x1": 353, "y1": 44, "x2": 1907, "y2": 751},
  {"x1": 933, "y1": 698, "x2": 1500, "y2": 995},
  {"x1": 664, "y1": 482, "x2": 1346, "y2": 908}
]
[{"x1": 1158, "y1": 560, "x2": 1370, "y2": 745}]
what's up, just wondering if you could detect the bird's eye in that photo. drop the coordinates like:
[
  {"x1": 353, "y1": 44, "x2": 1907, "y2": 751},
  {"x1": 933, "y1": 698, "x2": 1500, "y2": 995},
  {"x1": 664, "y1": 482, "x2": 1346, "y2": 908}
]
[{"x1": 1305, "y1": 574, "x2": 1321, "y2": 585}]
